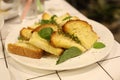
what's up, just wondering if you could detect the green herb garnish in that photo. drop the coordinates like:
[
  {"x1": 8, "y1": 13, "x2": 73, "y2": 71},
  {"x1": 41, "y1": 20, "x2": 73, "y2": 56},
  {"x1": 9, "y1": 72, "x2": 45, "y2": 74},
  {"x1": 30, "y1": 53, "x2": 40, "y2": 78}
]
[
  {"x1": 71, "y1": 34, "x2": 80, "y2": 43},
  {"x1": 51, "y1": 15, "x2": 57, "y2": 20},
  {"x1": 40, "y1": 15, "x2": 57, "y2": 25},
  {"x1": 64, "y1": 33, "x2": 80, "y2": 43},
  {"x1": 56, "y1": 46, "x2": 82, "y2": 64},
  {"x1": 93, "y1": 42, "x2": 106, "y2": 49},
  {"x1": 50, "y1": 15, "x2": 57, "y2": 24},
  {"x1": 38, "y1": 27, "x2": 53, "y2": 41},
  {"x1": 62, "y1": 16, "x2": 72, "y2": 21},
  {"x1": 18, "y1": 36, "x2": 24, "y2": 40},
  {"x1": 40, "y1": 20, "x2": 50, "y2": 24}
]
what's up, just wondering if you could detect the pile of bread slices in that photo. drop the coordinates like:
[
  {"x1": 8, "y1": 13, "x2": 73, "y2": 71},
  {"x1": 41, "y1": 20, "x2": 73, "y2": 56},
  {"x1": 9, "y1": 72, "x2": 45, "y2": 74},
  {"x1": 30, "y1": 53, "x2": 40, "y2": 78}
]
[{"x1": 8, "y1": 12, "x2": 99, "y2": 59}]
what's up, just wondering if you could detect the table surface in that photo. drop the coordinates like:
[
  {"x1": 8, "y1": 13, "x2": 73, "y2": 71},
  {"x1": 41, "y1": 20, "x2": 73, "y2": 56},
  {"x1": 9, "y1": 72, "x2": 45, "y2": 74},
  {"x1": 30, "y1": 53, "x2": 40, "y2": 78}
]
[{"x1": 0, "y1": 0, "x2": 120, "y2": 80}]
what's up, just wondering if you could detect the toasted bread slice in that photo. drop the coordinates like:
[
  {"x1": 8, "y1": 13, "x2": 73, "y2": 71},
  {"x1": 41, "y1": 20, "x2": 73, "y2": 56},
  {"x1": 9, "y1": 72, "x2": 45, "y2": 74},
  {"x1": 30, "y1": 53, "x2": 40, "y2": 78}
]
[
  {"x1": 42, "y1": 12, "x2": 79, "y2": 27},
  {"x1": 55, "y1": 13, "x2": 79, "y2": 27},
  {"x1": 50, "y1": 32, "x2": 86, "y2": 52},
  {"x1": 28, "y1": 24, "x2": 41, "y2": 30},
  {"x1": 33, "y1": 24, "x2": 58, "y2": 32},
  {"x1": 20, "y1": 28, "x2": 33, "y2": 40},
  {"x1": 63, "y1": 20, "x2": 99, "y2": 49},
  {"x1": 42, "y1": 12, "x2": 52, "y2": 20},
  {"x1": 29, "y1": 32, "x2": 63, "y2": 56},
  {"x1": 20, "y1": 24, "x2": 49, "y2": 40},
  {"x1": 8, "y1": 41, "x2": 43, "y2": 59}
]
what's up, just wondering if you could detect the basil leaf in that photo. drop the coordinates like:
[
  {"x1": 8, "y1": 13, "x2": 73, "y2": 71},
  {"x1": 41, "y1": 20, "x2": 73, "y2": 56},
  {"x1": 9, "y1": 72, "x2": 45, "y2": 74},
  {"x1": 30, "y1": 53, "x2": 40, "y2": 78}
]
[
  {"x1": 56, "y1": 47, "x2": 82, "y2": 64},
  {"x1": 62, "y1": 16, "x2": 72, "y2": 21},
  {"x1": 38, "y1": 27, "x2": 53, "y2": 41},
  {"x1": 40, "y1": 20, "x2": 50, "y2": 24},
  {"x1": 93, "y1": 42, "x2": 105, "y2": 49}
]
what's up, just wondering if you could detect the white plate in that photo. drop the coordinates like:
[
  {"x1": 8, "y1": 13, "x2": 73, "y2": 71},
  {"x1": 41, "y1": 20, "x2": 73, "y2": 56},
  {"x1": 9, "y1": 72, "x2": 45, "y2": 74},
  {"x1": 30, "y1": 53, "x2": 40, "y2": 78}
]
[{"x1": 5, "y1": 19, "x2": 114, "y2": 70}]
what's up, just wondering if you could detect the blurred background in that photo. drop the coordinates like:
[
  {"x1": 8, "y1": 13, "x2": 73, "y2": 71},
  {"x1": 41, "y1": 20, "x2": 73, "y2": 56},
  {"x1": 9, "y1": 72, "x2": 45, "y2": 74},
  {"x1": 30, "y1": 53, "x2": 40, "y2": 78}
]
[{"x1": 66, "y1": 0, "x2": 120, "y2": 43}]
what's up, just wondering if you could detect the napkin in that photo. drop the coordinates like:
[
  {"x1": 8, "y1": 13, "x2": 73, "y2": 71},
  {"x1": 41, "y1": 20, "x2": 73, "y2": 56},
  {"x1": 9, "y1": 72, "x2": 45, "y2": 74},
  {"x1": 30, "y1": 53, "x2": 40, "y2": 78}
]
[
  {"x1": 0, "y1": 1, "x2": 18, "y2": 20},
  {"x1": 0, "y1": 0, "x2": 14, "y2": 10}
]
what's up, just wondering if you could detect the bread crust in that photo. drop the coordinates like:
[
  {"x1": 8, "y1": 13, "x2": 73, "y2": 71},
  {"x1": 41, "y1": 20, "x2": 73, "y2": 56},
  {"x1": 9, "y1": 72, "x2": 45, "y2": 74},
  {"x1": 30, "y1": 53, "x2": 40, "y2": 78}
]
[
  {"x1": 8, "y1": 43, "x2": 43, "y2": 59},
  {"x1": 50, "y1": 32, "x2": 86, "y2": 52},
  {"x1": 20, "y1": 28, "x2": 33, "y2": 40},
  {"x1": 29, "y1": 32, "x2": 63, "y2": 56},
  {"x1": 33, "y1": 24, "x2": 58, "y2": 32},
  {"x1": 63, "y1": 20, "x2": 99, "y2": 49}
]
